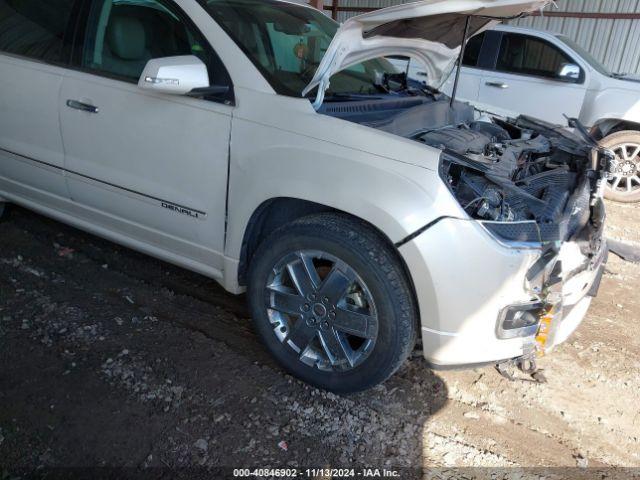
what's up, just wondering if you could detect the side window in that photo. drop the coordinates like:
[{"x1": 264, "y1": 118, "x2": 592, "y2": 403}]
[
  {"x1": 0, "y1": 0, "x2": 75, "y2": 63},
  {"x1": 496, "y1": 33, "x2": 577, "y2": 80},
  {"x1": 462, "y1": 32, "x2": 485, "y2": 67},
  {"x1": 80, "y1": 0, "x2": 224, "y2": 85}
]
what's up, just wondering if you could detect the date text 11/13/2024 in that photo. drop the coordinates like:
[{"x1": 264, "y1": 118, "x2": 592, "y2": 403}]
[{"x1": 232, "y1": 468, "x2": 401, "y2": 477}]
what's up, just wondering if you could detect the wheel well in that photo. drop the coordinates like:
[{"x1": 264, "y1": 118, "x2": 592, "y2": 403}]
[
  {"x1": 592, "y1": 119, "x2": 640, "y2": 140},
  {"x1": 238, "y1": 198, "x2": 423, "y2": 336},
  {"x1": 238, "y1": 198, "x2": 418, "y2": 310},
  {"x1": 238, "y1": 198, "x2": 336, "y2": 286}
]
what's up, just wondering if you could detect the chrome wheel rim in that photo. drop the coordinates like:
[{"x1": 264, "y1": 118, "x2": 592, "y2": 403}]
[
  {"x1": 265, "y1": 250, "x2": 378, "y2": 372},
  {"x1": 607, "y1": 142, "x2": 640, "y2": 195}
]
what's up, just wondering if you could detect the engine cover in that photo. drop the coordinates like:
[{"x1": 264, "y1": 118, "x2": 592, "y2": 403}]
[{"x1": 419, "y1": 127, "x2": 490, "y2": 155}]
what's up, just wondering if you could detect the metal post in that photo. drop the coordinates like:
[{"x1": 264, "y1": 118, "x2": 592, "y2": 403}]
[
  {"x1": 450, "y1": 15, "x2": 471, "y2": 108},
  {"x1": 331, "y1": 0, "x2": 339, "y2": 20},
  {"x1": 308, "y1": 0, "x2": 324, "y2": 11}
]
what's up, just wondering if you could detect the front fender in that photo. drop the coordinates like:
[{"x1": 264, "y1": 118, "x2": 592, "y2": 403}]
[
  {"x1": 224, "y1": 103, "x2": 465, "y2": 262},
  {"x1": 581, "y1": 87, "x2": 640, "y2": 127}
]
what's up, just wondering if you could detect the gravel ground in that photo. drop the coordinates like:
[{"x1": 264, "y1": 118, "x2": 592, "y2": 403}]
[{"x1": 0, "y1": 202, "x2": 639, "y2": 478}]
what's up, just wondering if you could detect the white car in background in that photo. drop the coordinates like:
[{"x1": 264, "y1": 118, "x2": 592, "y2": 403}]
[
  {"x1": 437, "y1": 24, "x2": 640, "y2": 203},
  {"x1": 0, "y1": 0, "x2": 610, "y2": 392}
]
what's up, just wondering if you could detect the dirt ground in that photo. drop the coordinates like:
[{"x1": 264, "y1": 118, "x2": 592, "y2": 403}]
[{"x1": 1, "y1": 201, "x2": 639, "y2": 478}]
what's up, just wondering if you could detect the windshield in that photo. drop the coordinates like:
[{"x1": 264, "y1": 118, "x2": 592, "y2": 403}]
[
  {"x1": 556, "y1": 34, "x2": 612, "y2": 77},
  {"x1": 198, "y1": 0, "x2": 398, "y2": 98}
]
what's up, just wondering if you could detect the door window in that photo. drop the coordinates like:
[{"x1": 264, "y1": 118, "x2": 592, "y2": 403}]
[
  {"x1": 80, "y1": 0, "x2": 224, "y2": 84},
  {"x1": 0, "y1": 0, "x2": 75, "y2": 63},
  {"x1": 462, "y1": 32, "x2": 485, "y2": 67},
  {"x1": 496, "y1": 33, "x2": 578, "y2": 80}
]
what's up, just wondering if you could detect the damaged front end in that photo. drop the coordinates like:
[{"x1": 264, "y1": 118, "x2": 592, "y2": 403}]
[
  {"x1": 303, "y1": 0, "x2": 612, "y2": 369},
  {"x1": 434, "y1": 114, "x2": 612, "y2": 357}
]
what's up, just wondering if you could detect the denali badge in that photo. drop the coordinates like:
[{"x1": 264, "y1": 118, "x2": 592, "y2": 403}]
[{"x1": 161, "y1": 202, "x2": 203, "y2": 219}]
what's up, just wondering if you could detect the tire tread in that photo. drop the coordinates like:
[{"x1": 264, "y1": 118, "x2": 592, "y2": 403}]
[{"x1": 248, "y1": 212, "x2": 418, "y2": 393}]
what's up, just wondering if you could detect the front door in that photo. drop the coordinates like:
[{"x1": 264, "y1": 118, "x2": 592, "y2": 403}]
[
  {"x1": 476, "y1": 32, "x2": 587, "y2": 124},
  {"x1": 59, "y1": 0, "x2": 234, "y2": 273}
]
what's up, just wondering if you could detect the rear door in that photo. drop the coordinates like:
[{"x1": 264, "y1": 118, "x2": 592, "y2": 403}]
[
  {"x1": 59, "y1": 0, "x2": 234, "y2": 273},
  {"x1": 477, "y1": 31, "x2": 588, "y2": 124},
  {"x1": 0, "y1": 0, "x2": 77, "y2": 202}
]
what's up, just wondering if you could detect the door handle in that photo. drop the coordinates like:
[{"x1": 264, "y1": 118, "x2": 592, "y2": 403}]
[
  {"x1": 485, "y1": 81, "x2": 509, "y2": 89},
  {"x1": 66, "y1": 99, "x2": 99, "y2": 114}
]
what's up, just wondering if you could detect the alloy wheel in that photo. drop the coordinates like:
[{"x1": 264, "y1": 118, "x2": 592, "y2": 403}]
[
  {"x1": 607, "y1": 142, "x2": 640, "y2": 196},
  {"x1": 265, "y1": 250, "x2": 378, "y2": 372}
]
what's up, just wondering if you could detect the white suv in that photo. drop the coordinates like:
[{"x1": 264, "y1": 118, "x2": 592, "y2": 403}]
[
  {"x1": 0, "y1": 0, "x2": 609, "y2": 392},
  {"x1": 441, "y1": 24, "x2": 640, "y2": 203}
]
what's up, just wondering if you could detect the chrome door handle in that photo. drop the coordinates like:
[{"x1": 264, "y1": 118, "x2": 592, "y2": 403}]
[
  {"x1": 485, "y1": 81, "x2": 509, "y2": 89},
  {"x1": 66, "y1": 99, "x2": 99, "y2": 114}
]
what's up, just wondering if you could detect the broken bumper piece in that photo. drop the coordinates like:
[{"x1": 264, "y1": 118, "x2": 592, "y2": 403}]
[
  {"x1": 398, "y1": 215, "x2": 606, "y2": 368},
  {"x1": 528, "y1": 237, "x2": 607, "y2": 356}
]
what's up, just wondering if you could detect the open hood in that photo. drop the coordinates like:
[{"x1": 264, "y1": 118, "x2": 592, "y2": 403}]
[{"x1": 302, "y1": 0, "x2": 549, "y2": 108}]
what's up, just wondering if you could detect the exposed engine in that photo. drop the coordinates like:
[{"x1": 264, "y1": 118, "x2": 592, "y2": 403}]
[
  {"x1": 320, "y1": 95, "x2": 610, "y2": 246},
  {"x1": 422, "y1": 117, "x2": 608, "y2": 245}
]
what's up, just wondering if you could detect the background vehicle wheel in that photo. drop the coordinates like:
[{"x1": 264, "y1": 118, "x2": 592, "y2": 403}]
[
  {"x1": 247, "y1": 213, "x2": 418, "y2": 393},
  {"x1": 601, "y1": 131, "x2": 640, "y2": 203}
]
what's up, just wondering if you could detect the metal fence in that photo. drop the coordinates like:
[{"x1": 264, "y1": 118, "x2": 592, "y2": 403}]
[{"x1": 320, "y1": 0, "x2": 640, "y2": 75}]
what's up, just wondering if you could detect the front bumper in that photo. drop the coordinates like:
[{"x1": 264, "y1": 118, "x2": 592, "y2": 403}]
[{"x1": 398, "y1": 217, "x2": 606, "y2": 368}]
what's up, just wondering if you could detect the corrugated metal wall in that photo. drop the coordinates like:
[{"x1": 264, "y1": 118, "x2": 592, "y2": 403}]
[
  {"x1": 512, "y1": 1, "x2": 640, "y2": 75},
  {"x1": 324, "y1": 0, "x2": 640, "y2": 75}
]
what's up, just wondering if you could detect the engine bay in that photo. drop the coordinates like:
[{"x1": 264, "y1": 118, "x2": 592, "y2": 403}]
[
  {"x1": 426, "y1": 116, "x2": 608, "y2": 245},
  {"x1": 421, "y1": 120, "x2": 592, "y2": 230},
  {"x1": 320, "y1": 94, "x2": 609, "y2": 246}
]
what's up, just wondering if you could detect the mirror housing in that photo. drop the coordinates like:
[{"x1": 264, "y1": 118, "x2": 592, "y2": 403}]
[
  {"x1": 138, "y1": 55, "x2": 209, "y2": 95},
  {"x1": 557, "y1": 63, "x2": 581, "y2": 82}
]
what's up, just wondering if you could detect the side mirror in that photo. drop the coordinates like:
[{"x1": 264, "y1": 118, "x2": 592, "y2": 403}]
[
  {"x1": 138, "y1": 55, "x2": 210, "y2": 95},
  {"x1": 557, "y1": 63, "x2": 581, "y2": 82}
]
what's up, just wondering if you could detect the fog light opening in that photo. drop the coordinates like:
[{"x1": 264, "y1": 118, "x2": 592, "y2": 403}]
[
  {"x1": 496, "y1": 302, "x2": 544, "y2": 339},
  {"x1": 504, "y1": 310, "x2": 538, "y2": 330}
]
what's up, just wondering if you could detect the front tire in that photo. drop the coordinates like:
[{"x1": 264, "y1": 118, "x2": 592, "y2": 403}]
[
  {"x1": 601, "y1": 131, "x2": 640, "y2": 203},
  {"x1": 247, "y1": 213, "x2": 418, "y2": 393}
]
